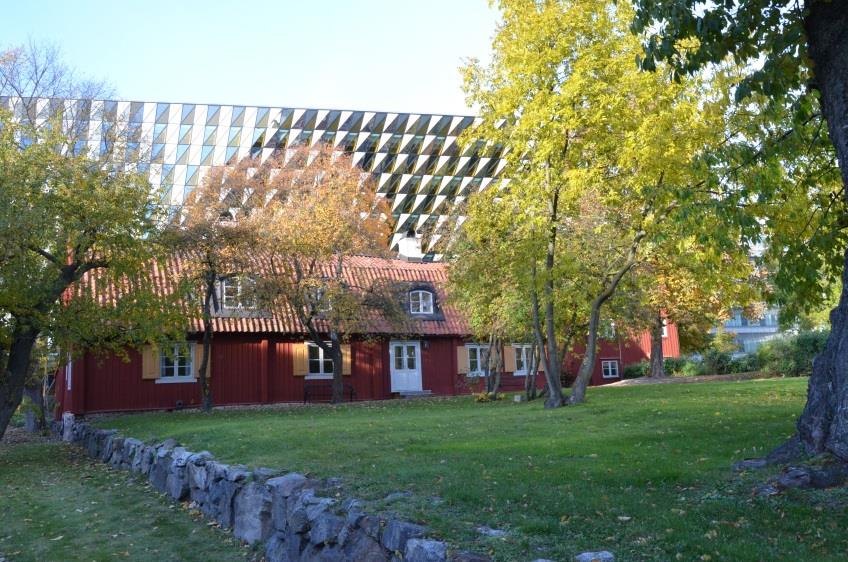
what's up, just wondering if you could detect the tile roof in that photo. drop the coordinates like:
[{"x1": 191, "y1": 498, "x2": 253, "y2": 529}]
[{"x1": 78, "y1": 254, "x2": 470, "y2": 337}]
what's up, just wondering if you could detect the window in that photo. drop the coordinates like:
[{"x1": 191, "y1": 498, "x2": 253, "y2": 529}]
[
  {"x1": 661, "y1": 318, "x2": 668, "y2": 338},
  {"x1": 513, "y1": 345, "x2": 533, "y2": 376},
  {"x1": 222, "y1": 277, "x2": 256, "y2": 310},
  {"x1": 466, "y1": 344, "x2": 490, "y2": 376},
  {"x1": 601, "y1": 360, "x2": 620, "y2": 379},
  {"x1": 160, "y1": 343, "x2": 194, "y2": 381},
  {"x1": 307, "y1": 342, "x2": 334, "y2": 379},
  {"x1": 409, "y1": 290, "x2": 434, "y2": 314}
]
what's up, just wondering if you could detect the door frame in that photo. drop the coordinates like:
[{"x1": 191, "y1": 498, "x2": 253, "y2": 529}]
[{"x1": 389, "y1": 340, "x2": 422, "y2": 392}]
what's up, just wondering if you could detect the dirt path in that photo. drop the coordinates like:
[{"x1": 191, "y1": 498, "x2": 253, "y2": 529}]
[{"x1": 604, "y1": 372, "x2": 785, "y2": 387}]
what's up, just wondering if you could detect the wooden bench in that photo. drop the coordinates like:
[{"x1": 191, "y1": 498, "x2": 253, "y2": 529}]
[{"x1": 303, "y1": 381, "x2": 356, "y2": 403}]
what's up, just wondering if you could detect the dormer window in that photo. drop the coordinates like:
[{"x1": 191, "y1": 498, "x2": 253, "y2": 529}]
[
  {"x1": 409, "y1": 290, "x2": 434, "y2": 314},
  {"x1": 221, "y1": 276, "x2": 257, "y2": 310}
]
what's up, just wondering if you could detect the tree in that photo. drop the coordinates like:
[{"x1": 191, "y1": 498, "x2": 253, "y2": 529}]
[
  {"x1": 632, "y1": 0, "x2": 848, "y2": 461},
  {"x1": 165, "y1": 157, "x2": 268, "y2": 412},
  {"x1": 462, "y1": 0, "x2": 730, "y2": 406},
  {"x1": 254, "y1": 145, "x2": 398, "y2": 404}
]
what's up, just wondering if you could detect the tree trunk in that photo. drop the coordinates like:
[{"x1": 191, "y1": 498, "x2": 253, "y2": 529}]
[
  {"x1": 487, "y1": 336, "x2": 503, "y2": 399},
  {"x1": 570, "y1": 300, "x2": 602, "y2": 404},
  {"x1": 785, "y1": 0, "x2": 848, "y2": 460},
  {"x1": 0, "y1": 326, "x2": 40, "y2": 440},
  {"x1": 198, "y1": 279, "x2": 215, "y2": 412},
  {"x1": 531, "y1": 273, "x2": 564, "y2": 408},
  {"x1": 649, "y1": 311, "x2": 666, "y2": 378},
  {"x1": 330, "y1": 331, "x2": 344, "y2": 404},
  {"x1": 525, "y1": 340, "x2": 539, "y2": 401}
]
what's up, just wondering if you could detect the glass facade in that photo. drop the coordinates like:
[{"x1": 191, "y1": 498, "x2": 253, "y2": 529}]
[{"x1": 2, "y1": 97, "x2": 506, "y2": 251}]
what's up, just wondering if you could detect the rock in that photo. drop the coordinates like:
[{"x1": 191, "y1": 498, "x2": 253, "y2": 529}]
[
  {"x1": 61, "y1": 413, "x2": 75, "y2": 441},
  {"x1": 254, "y1": 467, "x2": 281, "y2": 481},
  {"x1": 342, "y1": 531, "x2": 389, "y2": 561},
  {"x1": 165, "y1": 467, "x2": 189, "y2": 501},
  {"x1": 733, "y1": 458, "x2": 769, "y2": 472},
  {"x1": 776, "y1": 466, "x2": 813, "y2": 489},
  {"x1": 233, "y1": 481, "x2": 273, "y2": 544},
  {"x1": 382, "y1": 520, "x2": 427, "y2": 553},
  {"x1": 149, "y1": 449, "x2": 172, "y2": 493},
  {"x1": 383, "y1": 491, "x2": 413, "y2": 503},
  {"x1": 268, "y1": 473, "x2": 310, "y2": 498},
  {"x1": 205, "y1": 478, "x2": 242, "y2": 527},
  {"x1": 224, "y1": 464, "x2": 251, "y2": 482},
  {"x1": 265, "y1": 534, "x2": 290, "y2": 562},
  {"x1": 574, "y1": 552, "x2": 615, "y2": 562},
  {"x1": 405, "y1": 538, "x2": 447, "y2": 562},
  {"x1": 359, "y1": 514, "x2": 384, "y2": 541},
  {"x1": 305, "y1": 496, "x2": 335, "y2": 522},
  {"x1": 476, "y1": 525, "x2": 507, "y2": 538},
  {"x1": 309, "y1": 513, "x2": 345, "y2": 545}
]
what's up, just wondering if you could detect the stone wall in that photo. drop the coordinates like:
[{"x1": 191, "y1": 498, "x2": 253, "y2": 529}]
[{"x1": 56, "y1": 414, "x2": 489, "y2": 562}]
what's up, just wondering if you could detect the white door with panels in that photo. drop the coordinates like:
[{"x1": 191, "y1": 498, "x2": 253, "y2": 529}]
[{"x1": 390, "y1": 340, "x2": 422, "y2": 392}]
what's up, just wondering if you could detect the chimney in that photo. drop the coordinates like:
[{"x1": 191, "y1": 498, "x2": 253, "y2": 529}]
[{"x1": 397, "y1": 229, "x2": 424, "y2": 262}]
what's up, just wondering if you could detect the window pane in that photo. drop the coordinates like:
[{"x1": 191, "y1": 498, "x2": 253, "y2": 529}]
[
  {"x1": 394, "y1": 346, "x2": 404, "y2": 370},
  {"x1": 308, "y1": 345, "x2": 320, "y2": 361},
  {"x1": 406, "y1": 346, "x2": 416, "y2": 370},
  {"x1": 309, "y1": 358, "x2": 321, "y2": 374},
  {"x1": 324, "y1": 359, "x2": 334, "y2": 374},
  {"x1": 515, "y1": 348, "x2": 525, "y2": 372},
  {"x1": 421, "y1": 292, "x2": 432, "y2": 313},
  {"x1": 469, "y1": 348, "x2": 478, "y2": 372}
]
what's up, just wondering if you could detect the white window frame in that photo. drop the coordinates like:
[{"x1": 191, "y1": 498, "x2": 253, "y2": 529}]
[
  {"x1": 409, "y1": 290, "x2": 434, "y2": 314},
  {"x1": 222, "y1": 276, "x2": 257, "y2": 310},
  {"x1": 466, "y1": 344, "x2": 490, "y2": 377},
  {"x1": 601, "y1": 359, "x2": 620, "y2": 379},
  {"x1": 157, "y1": 343, "x2": 196, "y2": 384},
  {"x1": 661, "y1": 318, "x2": 668, "y2": 338},
  {"x1": 306, "y1": 341, "x2": 335, "y2": 380},
  {"x1": 513, "y1": 344, "x2": 533, "y2": 376},
  {"x1": 65, "y1": 352, "x2": 73, "y2": 390}
]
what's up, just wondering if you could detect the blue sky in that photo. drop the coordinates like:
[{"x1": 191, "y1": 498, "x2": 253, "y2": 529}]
[{"x1": 1, "y1": 0, "x2": 499, "y2": 115}]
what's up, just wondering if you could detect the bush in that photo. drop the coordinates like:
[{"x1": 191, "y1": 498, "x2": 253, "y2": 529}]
[
  {"x1": 757, "y1": 330, "x2": 829, "y2": 377},
  {"x1": 703, "y1": 348, "x2": 733, "y2": 375},
  {"x1": 663, "y1": 357, "x2": 688, "y2": 374},
  {"x1": 728, "y1": 353, "x2": 761, "y2": 374},
  {"x1": 679, "y1": 360, "x2": 706, "y2": 377},
  {"x1": 623, "y1": 360, "x2": 649, "y2": 379}
]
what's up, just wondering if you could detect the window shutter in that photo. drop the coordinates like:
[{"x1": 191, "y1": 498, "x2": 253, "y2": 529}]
[
  {"x1": 341, "y1": 344, "x2": 352, "y2": 376},
  {"x1": 293, "y1": 342, "x2": 309, "y2": 376},
  {"x1": 141, "y1": 345, "x2": 160, "y2": 380},
  {"x1": 504, "y1": 346, "x2": 517, "y2": 373},
  {"x1": 456, "y1": 345, "x2": 469, "y2": 374},
  {"x1": 193, "y1": 343, "x2": 212, "y2": 379}
]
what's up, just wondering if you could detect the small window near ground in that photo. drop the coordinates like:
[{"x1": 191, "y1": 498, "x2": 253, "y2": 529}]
[
  {"x1": 307, "y1": 342, "x2": 334, "y2": 379},
  {"x1": 601, "y1": 360, "x2": 620, "y2": 379},
  {"x1": 409, "y1": 290, "x2": 434, "y2": 314},
  {"x1": 160, "y1": 343, "x2": 194, "y2": 380},
  {"x1": 466, "y1": 344, "x2": 489, "y2": 377},
  {"x1": 514, "y1": 344, "x2": 532, "y2": 376}
]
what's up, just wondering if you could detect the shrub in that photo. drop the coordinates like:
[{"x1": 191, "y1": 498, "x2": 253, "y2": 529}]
[
  {"x1": 728, "y1": 353, "x2": 760, "y2": 374},
  {"x1": 703, "y1": 348, "x2": 733, "y2": 375},
  {"x1": 757, "y1": 330, "x2": 829, "y2": 377},
  {"x1": 663, "y1": 357, "x2": 688, "y2": 374},
  {"x1": 623, "y1": 361, "x2": 649, "y2": 379},
  {"x1": 679, "y1": 360, "x2": 706, "y2": 377}
]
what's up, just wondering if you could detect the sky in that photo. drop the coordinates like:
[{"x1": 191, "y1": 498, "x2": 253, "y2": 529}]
[{"x1": 0, "y1": 0, "x2": 499, "y2": 115}]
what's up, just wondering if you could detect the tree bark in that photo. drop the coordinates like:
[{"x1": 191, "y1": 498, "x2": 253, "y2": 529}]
[
  {"x1": 531, "y1": 268, "x2": 564, "y2": 408},
  {"x1": 787, "y1": 0, "x2": 848, "y2": 460},
  {"x1": 649, "y1": 311, "x2": 666, "y2": 378},
  {"x1": 198, "y1": 276, "x2": 215, "y2": 412},
  {"x1": 0, "y1": 325, "x2": 40, "y2": 440},
  {"x1": 329, "y1": 331, "x2": 344, "y2": 404},
  {"x1": 525, "y1": 340, "x2": 539, "y2": 401}
]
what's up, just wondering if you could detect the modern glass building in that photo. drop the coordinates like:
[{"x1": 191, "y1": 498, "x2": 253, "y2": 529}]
[{"x1": 7, "y1": 98, "x2": 506, "y2": 252}]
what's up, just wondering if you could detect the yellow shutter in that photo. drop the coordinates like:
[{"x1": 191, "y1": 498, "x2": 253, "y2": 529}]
[
  {"x1": 504, "y1": 346, "x2": 517, "y2": 373},
  {"x1": 293, "y1": 342, "x2": 309, "y2": 376},
  {"x1": 457, "y1": 345, "x2": 469, "y2": 374},
  {"x1": 193, "y1": 343, "x2": 212, "y2": 378},
  {"x1": 141, "y1": 345, "x2": 160, "y2": 380},
  {"x1": 341, "y1": 344, "x2": 352, "y2": 376}
]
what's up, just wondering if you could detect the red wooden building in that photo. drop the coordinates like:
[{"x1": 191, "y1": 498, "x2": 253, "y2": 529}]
[{"x1": 55, "y1": 256, "x2": 679, "y2": 415}]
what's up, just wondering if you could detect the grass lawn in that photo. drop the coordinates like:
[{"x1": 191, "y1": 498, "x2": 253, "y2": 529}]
[
  {"x1": 0, "y1": 438, "x2": 254, "y2": 562},
  {"x1": 97, "y1": 378, "x2": 848, "y2": 561}
]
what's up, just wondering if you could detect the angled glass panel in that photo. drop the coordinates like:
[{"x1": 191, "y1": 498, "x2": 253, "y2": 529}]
[
  {"x1": 230, "y1": 106, "x2": 245, "y2": 127},
  {"x1": 200, "y1": 145, "x2": 214, "y2": 165},
  {"x1": 206, "y1": 105, "x2": 220, "y2": 125},
  {"x1": 153, "y1": 123, "x2": 167, "y2": 144},
  {"x1": 294, "y1": 109, "x2": 317, "y2": 129},
  {"x1": 179, "y1": 124, "x2": 192, "y2": 145},
  {"x1": 275, "y1": 108, "x2": 293, "y2": 129},
  {"x1": 228, "y1": 127, "x2": 241, "y2": 147},
  {"x1": 204, "y1": 126, "x2": 217, "y2": 145},
  {"x1": 380, "y1": 134, "x2": 402, "y2": 154},
  {"x1": 316, "y1": 110, "x2": 341, "y2": 130},
  {"x1": 129, "y1": 101, "x2": 144, "y2": 123},
  {"x1": 176, "y1": 144, "x2": 190, "y2": 164},
  {"x1": 407, "y1": 115, "x2": 430, "y2": 136},
  {"x1": 339, "y1": 112, "x2": 363, "y2": 132},
  {"x1": 155, "y1": 103, "x2": 170, "y2": 124},
  {"x1": 181, "y1": 104, "x2": 195, "y2": 125},
  {"x1": 384, "y1": 114, "x2": 408, "y2": 134},
  {"x1": 225, "y1": 146, "x2": 238, "y2": 164},
  {"x1": 186, "y1": 165, "x2": 199, "y2": 186},
  {"x1": 449, "y1": 116, "x2": 474, "y2": 137},
  {"x1": 429, "y1": 115, "x2": 451, "y2": 136},
  {"x1": 362, "y1": 113, "x2": 387, "y2": 133},
  {"x1": 255, "y1": 107, "x2": 270, "y2": 129}
]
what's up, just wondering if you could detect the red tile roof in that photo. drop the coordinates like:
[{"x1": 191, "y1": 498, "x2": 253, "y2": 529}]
[{"x1": 78, "y1": 254, "x2": 470, "y2": 337}]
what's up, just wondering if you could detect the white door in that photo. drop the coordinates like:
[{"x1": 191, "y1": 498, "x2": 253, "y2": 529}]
[{"x1": 390, "y1": 340, "x2": 422, "y2": 392}]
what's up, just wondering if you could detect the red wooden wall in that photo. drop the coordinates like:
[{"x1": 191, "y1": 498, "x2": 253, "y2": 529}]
[{"x1": 56, "y1": 324, "x2": 679, "y2": 416}]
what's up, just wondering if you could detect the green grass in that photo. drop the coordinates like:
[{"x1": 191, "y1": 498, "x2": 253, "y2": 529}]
[
  {"x1": 97, "y1": 379, "x2": 848, "y2": 561},
  {"x1": 0, "y1": 440, "x2": 254, "y2": 562}
]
